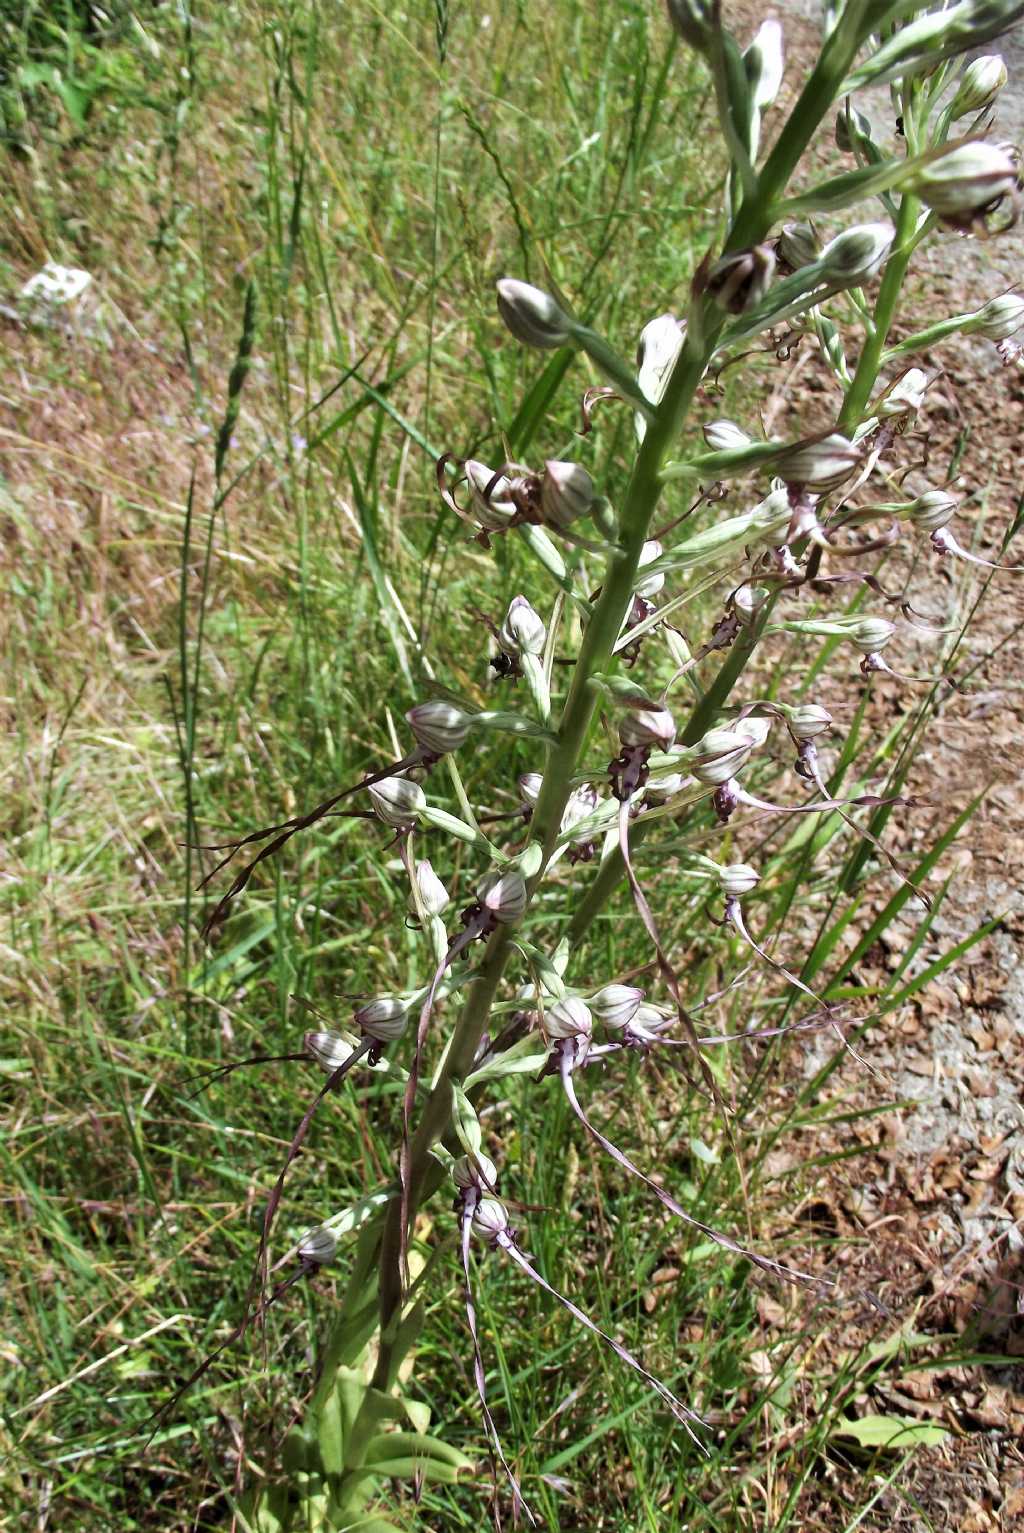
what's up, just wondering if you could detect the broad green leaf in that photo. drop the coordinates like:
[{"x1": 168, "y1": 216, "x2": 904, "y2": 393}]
[{"x1": 829, "y1": 1413, "x2": 949, "y2": 1449}]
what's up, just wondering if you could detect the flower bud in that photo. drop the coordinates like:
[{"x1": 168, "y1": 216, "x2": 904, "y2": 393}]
[
  {"x1": 453, "y1": 1152, "x2": 498, "y2": 1190},
  {"x1": 368, "y1": 775, "x2": 425, "y2": 829},
  {"x1": 905, "y1": 141, "x2": 1019, "y2": 223},
  {"x1": 907, "y1": 488, "x2": 958, "y2": 531},
  {"x1": 545, "y1": 996, "x2": 594, "y2": 1040},
  {"x1": 478, "y1": 868, "x2": 528, "y2": 924},
  {"x1": 518, "y1": 772, "x2": 543, "y2": 807},
  {"x1": 636, "y1": 313, "x2": 685, "y2": 408},
  {"x1": 950, "y1": 55, "x2": 1007, "y2": 119},
  {"x1": 541, "y1": 460, "x2": 598, "y2": 529},
  {"x1": 627, "y1": 1002, "x2": 676, "y2": 1042},
  {"x1": 707, "y1": 245, "x2": 777, "y2": 315},
  {"x1": 496, "y1": 278, "x2": 573, "y2": 349},
  {"x1": 719, "y1": 862, "x2": 760, "y2": 898},
  {"x1": 834, "y1": 104, "x2": 873, "y2": 153},
  {"x1": 643, "y1": 771, "x2": 685, "y2": 804},
  {"x1": 355, "y1": 993, "x2": 410, "y2": 1042},
  {"x1": 406, "y1": 699, "x2": 473, "y2": 755},
  {"x1": 849, "y1": 616, "x2": 896, "y2": 654},
  {"x1": 590, "y1": 983, "x2": 644, "y2": 1029},
  {"x1": 691, "y1": 726, "x2": 756, "y2": 786},
  {"x1": 499, "y1": 594, "x2": 546, "y2": 657},
  {"x1": 788, "y1": 703, "x2": 832, "y2": 740},
  {"x1": 298, "y1": 1225, "x2": 338, "y2": 1266},
  {"x1": 703, "y1": 419, "x2": 753, "y2": 452},
  {"x1": 355, "y1": 997, "x2": 410, "y2": 1042},
  {"x1": 736, "y1": 715, "x2": 772, "y2": 749},
  {"x1": 635, "y1": 539, "x2": 665, "y2": 597},
  {"x1": 820, "y1": 222, "x2": 893, "y2": 284},
  {"x1": 472, "y1": 1195, "x2": 510, "y2": 1242},
  {"x1": 744, "y1": 19, "x2": 784, "y2": 111},
  {"x1": 619, "y1": 706, "x2": 677, "y2": 752},
  {"x1": 776, "y1": 221, "x2": 820, "y2": 271},
  {"x1": 410, "y1": 859, "x2": 449, "y2": 918},
  {"x1": 465, "y1": 459, "x2": 519, "y2": 532},
  {"x1": 775, "y1": 432, "x2": 860, "y2": 490},
  {"x1": 305, "y1": 1029, "x2": 358, "y2": 1072},
  {"x1": 733, "y1": 583, "x2": 770, "y2": 627},
  {"x1": 966, "y1": 291, "x2": 1024, "y2": 340},
  {"x1": 561, "y1": 785, "x2": 600, "y2": 841},
  {"x1": 877, "y1": 367, "x2": 928, "y2": 419}
]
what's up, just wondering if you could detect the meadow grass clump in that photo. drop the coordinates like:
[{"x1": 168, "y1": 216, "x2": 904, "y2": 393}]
[{"x1": 2, "y1": 2, "x2": 1024, "y2": 1530}]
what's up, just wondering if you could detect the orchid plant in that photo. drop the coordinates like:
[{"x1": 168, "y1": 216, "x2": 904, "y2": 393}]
[{"x1": 179, "y1": 3, "x2": 1024, "y2": 1527}]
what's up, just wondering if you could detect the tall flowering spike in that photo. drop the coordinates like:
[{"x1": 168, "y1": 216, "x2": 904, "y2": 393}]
[
  {"x1": 775, "y1": 432, "x2": 861, "y2": 490},
  {"x1": 368, "y1": 775, "x2": 426, "y2": 829},
  {"x1": 406, "y1": 699, "x2": 473, "y2": 755},
  {"x1": 499, "y1": 595, "x2": 546, "y2": 657},
  {"x1": 908, "y1": 489, "x2": 958, "y2": 530},
  {"x1": 619, "y1": 706, "x2": 677, "y2": 751},
  {"x1": 496, "y1": 278, "x2": 573, "y2": 349},
  {"x1": 904, "y1": 142, "x2": 1019, "y2": 227},
  {"x1": 719, "y1": 862, "x2": 760, "y2": 898},
  {"x1": 354, "y1": 996, "x2": 410, "y2": 1042},
  {"x1": 478, "y1": 868, "x2": 528, "y2": 925},
  {"x1": 464, "y1": 460, "x2": 519, "y2": 532},
  {"x1": 967, "y1": 292, "x2": 1024, "y2": 340},
  {"x1": 590, "y1": 983, "x2": 644, "y2": 1029},
  {"x1": 820, "y1": 223, "x2": 894, "y2": 284},
  {"x1": 297, "y1": 1225, "x2": 338, "y2": 1266},
  {"x1": 707, "y1": 246, "x2": 777, "y2": 314},
  {"x1": 951, "y1": 55, "x2": 1008, "y2": 118},
  {"x1": 545, "y1": 996, "x2": 594, "y2": 1040},
  {"x1": 410, "y1": 858, "x2": 449, "y2": 917},
  {"x1": 541, "y1": 460, "x2": 598, "y2": 529}
]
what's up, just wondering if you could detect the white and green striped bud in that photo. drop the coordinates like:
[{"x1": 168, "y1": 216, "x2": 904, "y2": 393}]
[
  {"x1": 733, "y1": 583, "x2": 770, "y2": 627},
  {"x1": 776, "y1": 221, "x2": 820, "y2": 270},
  {"x1": 561, "y1": 785, "x2": 600, "y2": 842},
  {"x1": 499, "y1": 594, "x2": 546, "y2": 657},
  {"x1": 703, "y1": 419, "x2": 753, "y2": 452},
  {"x1": 820, "y1": 222, "x2": 893, "y2": 285},
  {"x1": 465, "y1": 459, "x2": 519, "y2": 532},
  {"x1": 849, "y1": 616, "x2": 896, "y2": 655},
  {"x1": 788, "y1": 703, "x2": 832, "y2": 741},
  {"x1": 908, "y1": 488, "x2": 958, "y2": 531},
  {"x1": 496, "y1": 278, "x2": 572, "y2": 349},
  {"x1": 643, "y1": 771, "x2": 685, "y2": 804},
  {"x1": 775, "y1": 432, "x2": 860, "y2": 490},
  {"x1": 541, "y1": 460, "x2": 598, "y2": 529},
  {"x1": 950, "y1": 55, "x2": 1008, "y2": 119},
  {"x1": 453, "y1": 1152, "x2": 498, "y2": 1191},
  {"x1": 905, "y1": 141, "x2": 1019, "y2": 222},
  {"x1": 965, "y1": 291, "x2": 1024, "y2": 341},
  {"x1": 406, "y1": 700, "x2": 473, "y2": 755},
  {"x1": 834, "y1": 104, "x2": 873, "y2": 154},
  {"x1": 635, "y1": 539, "x2": 665, "y2": 597},
  {"x1": 691, "y1": 726, "x2": 757, "y2": 786},
  {"x1": 590, "y1": 983, "x2": 644, "y2": 1029},
  {"x1": 636, "y1": 313, "x2": 685, "y2": 409},
  {"x1": 305, "y1": 1030, "x2": 358, "y2": 1072},
  {"x1": 545, "y1": 996, "x2": 594, "y2": 1040},
  {"x1": 298, "y1": 1225, "x2": 338, "y2": 1266},
  {"x1": 744, "y1": 19, "x2": 784, "y2": 111},
  {"x1": 410, "y1": 858, "x2": 449, "y2": 918},
  {"x1": 368, "y1": 775, "x2": 425, "y2": 829},
  {"x1": 877, "y1": 368, "x2": 928, "y2": 420},
  {"x1": 478, "y1": 868, "x2": 528, "y2": 924},
  {"x1": 355, "y1": 997, "x2": 410, "y2": 1042},
  {"x1": 472, "y1": 1195, "x2": 511, "y2": 1242},
  {"x1": 518, "y1": 772, "x2": 543, "y2": 808},
  {"x1": 719, "y1": 862, "x2": 760, "y2": 898},
  {"x1": 620, "y1": 706, "x2": 677, "y2": 752}
]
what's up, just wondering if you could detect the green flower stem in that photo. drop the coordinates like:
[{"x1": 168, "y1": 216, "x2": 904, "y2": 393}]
[
  {"x1": 837, "y1": 191, "x2": 921, "y2": 433},
  {"x1": 881, "y1": 311, "x2": 968, "y2": 362}
]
